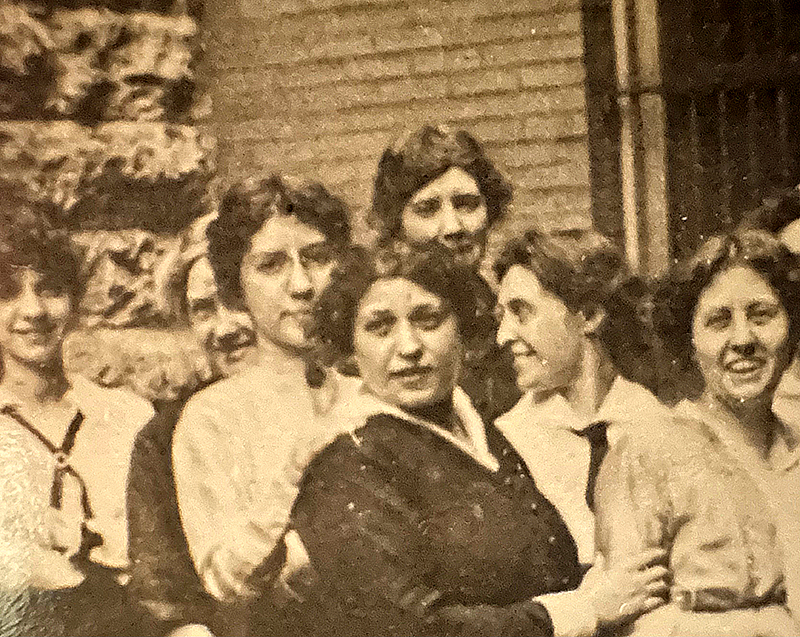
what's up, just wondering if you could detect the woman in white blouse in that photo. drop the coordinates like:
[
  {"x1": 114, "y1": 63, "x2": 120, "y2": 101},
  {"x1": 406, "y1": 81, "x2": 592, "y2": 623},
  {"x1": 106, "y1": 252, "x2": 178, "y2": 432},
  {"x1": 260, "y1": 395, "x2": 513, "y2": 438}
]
[{"x1": 0, "y1": 208, "x2": 155, "y2": 636}]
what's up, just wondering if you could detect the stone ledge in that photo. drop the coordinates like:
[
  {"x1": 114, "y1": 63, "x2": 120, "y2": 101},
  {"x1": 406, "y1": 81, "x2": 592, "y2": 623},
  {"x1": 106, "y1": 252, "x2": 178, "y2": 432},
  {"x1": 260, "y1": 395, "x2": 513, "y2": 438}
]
[
  {"x1": 64, "y1": 327, "x2": 211, "y2": 403},
  {"x1": 0, "y1": 6, "x2": 200, "y2": 121},
  {"x1": 0, "y1": 120, "x2": 215, "y2": 231}
]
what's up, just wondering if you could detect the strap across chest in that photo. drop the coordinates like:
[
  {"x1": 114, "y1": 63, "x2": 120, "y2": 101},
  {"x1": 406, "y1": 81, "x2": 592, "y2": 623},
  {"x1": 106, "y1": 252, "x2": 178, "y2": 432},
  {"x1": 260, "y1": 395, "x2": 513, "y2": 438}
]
[{"x1": 1, "y1": 404, "x2": 94, "y2": 518}]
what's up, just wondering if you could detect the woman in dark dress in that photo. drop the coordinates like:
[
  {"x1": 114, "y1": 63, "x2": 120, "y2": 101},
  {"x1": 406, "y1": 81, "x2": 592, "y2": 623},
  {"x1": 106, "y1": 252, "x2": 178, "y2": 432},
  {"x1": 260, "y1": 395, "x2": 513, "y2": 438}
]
[{"x1": 265, "y1": 245, "x2": 667, "y2": 637}]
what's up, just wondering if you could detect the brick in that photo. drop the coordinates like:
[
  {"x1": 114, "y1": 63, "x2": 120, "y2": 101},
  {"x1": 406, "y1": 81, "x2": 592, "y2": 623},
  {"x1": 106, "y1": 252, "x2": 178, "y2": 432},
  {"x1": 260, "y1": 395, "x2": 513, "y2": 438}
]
[
  {"x1": 488, "y1": 138, "x2": 589, "y2": 169},
  {"x1": 519, "y1": 60, "x2": 585, "y2": 88},
  {"x1": 524, "y1": 110, "x2": 588, "y2": 139},
  {"x1": 507, "y1": 159, "x2": 590, "y2": 190},
  {"x1": 481, "y1": 35, "x2": 583, "y2": 67},
  {"x1": 412, "y1": 47, "x2": 482, "y2": 74},
  {"x1": 447, "y1": 67, "x2": 521, "y2": 97}
]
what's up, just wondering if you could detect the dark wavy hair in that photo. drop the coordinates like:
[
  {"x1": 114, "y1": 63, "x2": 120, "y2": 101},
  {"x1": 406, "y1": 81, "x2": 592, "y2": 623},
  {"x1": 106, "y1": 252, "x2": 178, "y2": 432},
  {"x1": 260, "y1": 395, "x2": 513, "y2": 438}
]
[
  {"x1": 311, "y1": 244, "x2": 489, "y2": 368},
  {"x1": 207, "y1": 175, "x2": 352, "y2": 305},
  {"x1": 370, "y1": 125, "x2": 513, "y2": 240},
  {"x1": 653, "y1": 229, "x2": 800, "y2": 398},
  {"x1": 0, "y1": 202, "x2": 82, "y2": 306},
  {"x1": 493, "y1": 227, "x2": 657, "y2": 389}
]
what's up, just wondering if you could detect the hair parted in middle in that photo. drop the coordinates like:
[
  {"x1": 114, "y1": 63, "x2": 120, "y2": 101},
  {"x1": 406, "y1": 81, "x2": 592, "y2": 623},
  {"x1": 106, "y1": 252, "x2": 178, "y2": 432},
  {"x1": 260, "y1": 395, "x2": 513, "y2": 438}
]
[
  {"x1": 206, "y1": 174, "x2": 352, "y2": 305},
  {"x1": 370, "y1": 124, "x2": 513, "y2": 241},
  {"x1": 653, "y1": 228, "x2": 800, "y2": 384},
  {"x1": 311, "y1": 243, "x2": 490, "y2": 368}
]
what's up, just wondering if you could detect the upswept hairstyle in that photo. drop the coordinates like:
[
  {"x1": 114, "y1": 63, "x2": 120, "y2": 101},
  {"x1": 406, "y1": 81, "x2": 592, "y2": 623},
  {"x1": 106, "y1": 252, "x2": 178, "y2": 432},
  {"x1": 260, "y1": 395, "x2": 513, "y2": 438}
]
[
  {"x1": 0, "y1": 200, "x2": 82, "y2": 305},
  {"x1": 311, "y1": 243, "x2": 490, "y2": 368},
  {"x1": 493, "y1": 227, "x2": 656, "y2": 388},
  {"x1": 653, "y1": 228, "x2": 800, "y2": 388},
  {"x1": 370, "y1": 125, "x2": 513, "y2": 240},
  {"x1": 207, "y1": 175, "x2": 352, "y2": 304}
]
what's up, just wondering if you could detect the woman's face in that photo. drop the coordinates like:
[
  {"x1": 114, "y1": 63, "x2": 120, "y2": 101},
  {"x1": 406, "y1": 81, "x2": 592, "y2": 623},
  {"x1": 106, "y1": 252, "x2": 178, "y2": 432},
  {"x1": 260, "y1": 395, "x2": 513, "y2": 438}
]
[
  {"x1": 240, "y1": 215, "x2": 336, "y2": 354},
  {"x1": 496, "y1": 265, "x2": 586, "y2": 396},
  {"x1": 186, "y1": 257, "x2": 257, "y2": 377},
  {"x1": 400, "y1": 167, "x2": 488, "y2": 269},
  {"x1": 692, "y1": 265, "x2": 793, "y2": 405},
  {"x1": 353, "y1": 277, "x2": 463, "y2": 411},
  {"x1": 0, "y1": 268, "x2": 73, "y2": 369}
]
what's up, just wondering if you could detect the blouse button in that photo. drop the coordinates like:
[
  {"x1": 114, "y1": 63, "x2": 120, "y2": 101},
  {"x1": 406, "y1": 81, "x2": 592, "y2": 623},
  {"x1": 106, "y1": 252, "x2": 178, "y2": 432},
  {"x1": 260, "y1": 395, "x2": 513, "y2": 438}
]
[
  {"x1": 503, "y1": 476, "x2": 512, "y2": 485},
  {"x1": 530, "y1": 502, "x2": 538, "y2": 512},
  {"x1": 548, "y1": 535, "x2": 556, "y2": 544},
  {"x1": 561, "y1": 576, "x2": 570, "y2": 585}
]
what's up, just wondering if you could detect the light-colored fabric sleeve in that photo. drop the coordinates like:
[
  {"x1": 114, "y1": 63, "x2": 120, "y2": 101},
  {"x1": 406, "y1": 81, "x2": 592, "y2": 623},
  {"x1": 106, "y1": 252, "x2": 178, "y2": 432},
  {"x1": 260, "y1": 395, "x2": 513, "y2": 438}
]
[
  {"x1": 594, "y1": 431, "x2": 670, "y2": 565},
  {"x1": 535, "y1": 589, "x2": 597, "y2": 637},
  {"x1": 172, "y1": 398, "x2": 289, "y2": 602}
]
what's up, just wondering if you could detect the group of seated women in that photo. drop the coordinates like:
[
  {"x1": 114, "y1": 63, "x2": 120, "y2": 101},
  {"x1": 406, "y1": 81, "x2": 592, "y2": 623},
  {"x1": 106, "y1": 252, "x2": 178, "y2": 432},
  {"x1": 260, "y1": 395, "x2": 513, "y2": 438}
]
[{"x1": 0, "y1": 125, "x2": 799, "y2": 637}]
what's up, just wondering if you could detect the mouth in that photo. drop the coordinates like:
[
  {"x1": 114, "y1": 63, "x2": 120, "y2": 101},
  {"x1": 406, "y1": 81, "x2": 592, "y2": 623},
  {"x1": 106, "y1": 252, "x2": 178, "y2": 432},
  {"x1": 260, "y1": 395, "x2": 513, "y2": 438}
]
[
  {"x1": 390, "y1": 366, "x2": 434, "y2": 382},
  {"x1": 11, "y1": 327, "x2": 55, "y2": 340},
  {"x1": 724, "y1": 358, "x2": 766, "y2": 375}
]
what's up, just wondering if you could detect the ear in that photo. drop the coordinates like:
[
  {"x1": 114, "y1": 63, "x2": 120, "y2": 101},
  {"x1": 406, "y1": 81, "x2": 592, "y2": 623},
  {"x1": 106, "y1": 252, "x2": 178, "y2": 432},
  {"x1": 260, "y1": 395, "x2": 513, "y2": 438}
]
[{"x1": 581, "y1": 305, "x2": 606, "y2": 336}]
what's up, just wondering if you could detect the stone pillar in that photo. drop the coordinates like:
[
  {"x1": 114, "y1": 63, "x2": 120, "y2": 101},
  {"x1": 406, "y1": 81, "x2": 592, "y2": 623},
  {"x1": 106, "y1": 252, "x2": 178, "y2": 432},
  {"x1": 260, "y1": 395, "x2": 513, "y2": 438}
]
[{"x1": 0, "y1": 0, "x2": 214, "y2": 401}]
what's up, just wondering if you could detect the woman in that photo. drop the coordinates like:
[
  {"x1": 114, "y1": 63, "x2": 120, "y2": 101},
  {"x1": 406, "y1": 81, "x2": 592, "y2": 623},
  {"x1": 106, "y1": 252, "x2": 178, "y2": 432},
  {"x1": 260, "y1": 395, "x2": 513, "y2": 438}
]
[
  {"x1": 171, "y1": 175, "x2": 357, "y2": 618},
  {"x1": 371, "y1": 124, "x2": 519, "y2": 421},
  {"x1": 0, "y1": 208, "x2": 154, "y2": 636},
  {"x1": 596, "y1": 229, "x2": 800, "y2": 635},
  {"x1": 492, "y1": 228, "x2": 669, "y2": 570},
  {"x1": 127, "y1": 215, "x2": 258, "y2": 637},
  {"x1": 274, "y1": 245, "x2": 667, "y2": 637}
]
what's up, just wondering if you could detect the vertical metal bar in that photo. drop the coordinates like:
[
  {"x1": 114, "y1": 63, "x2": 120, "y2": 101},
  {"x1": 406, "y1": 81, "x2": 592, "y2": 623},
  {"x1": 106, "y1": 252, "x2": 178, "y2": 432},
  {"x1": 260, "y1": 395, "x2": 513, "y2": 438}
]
[
  {"x1": 718, "y1": 89, "x2": 732, "y2": 224},
  {"x1": 746, "y1": 90, "x2": 760, "y2": 198},
  {"x1": 777, "y1": 87, "x2": 791, "y2": 179}
]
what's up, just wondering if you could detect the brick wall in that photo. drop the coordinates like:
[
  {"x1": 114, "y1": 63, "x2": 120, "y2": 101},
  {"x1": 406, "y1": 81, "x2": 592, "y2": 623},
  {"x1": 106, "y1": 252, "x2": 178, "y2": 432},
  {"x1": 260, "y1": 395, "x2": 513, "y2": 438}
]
[{"x1": 204, "y1": 0, "x2": 593, "y2": 251}]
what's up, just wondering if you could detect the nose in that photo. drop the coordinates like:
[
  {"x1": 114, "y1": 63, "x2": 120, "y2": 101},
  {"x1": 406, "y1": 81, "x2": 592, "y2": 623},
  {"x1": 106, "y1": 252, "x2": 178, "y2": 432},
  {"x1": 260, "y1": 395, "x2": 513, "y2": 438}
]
[
  {"x1": 439, "y1": 200, "x2": 465, "y2": 238},
  {"x1": 287, "y1": 258, "x2": 314, "y2": 301},
  {"x1": 212, "y1": 306, "x2": 245, "y2": 347},
  {"x1": 396, "y1": 321, "x2": 423, "y2": 360},
  {"x1": 729, "y1": 315, "x2": 757, "y2": 355},
  {"x1": 17, "y1": 283, "x2": 46, "y2": 320},
  {"x1": 496, "y1": 313, "x2": 514, "y2": 348}
]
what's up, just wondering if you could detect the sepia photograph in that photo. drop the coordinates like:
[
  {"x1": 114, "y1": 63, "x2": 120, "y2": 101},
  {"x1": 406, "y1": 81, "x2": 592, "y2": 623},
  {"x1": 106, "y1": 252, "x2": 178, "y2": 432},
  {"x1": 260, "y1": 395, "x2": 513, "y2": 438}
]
[{"x1": 1, "y1": 0, "x2": 800, "y2": 635}]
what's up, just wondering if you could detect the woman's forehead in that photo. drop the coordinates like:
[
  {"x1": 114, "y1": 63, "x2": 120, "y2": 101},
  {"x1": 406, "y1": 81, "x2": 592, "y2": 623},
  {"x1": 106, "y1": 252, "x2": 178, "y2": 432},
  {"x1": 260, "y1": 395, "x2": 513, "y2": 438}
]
[{"x1": 359, "y1": 277, "x2": 445, "y2": 312}]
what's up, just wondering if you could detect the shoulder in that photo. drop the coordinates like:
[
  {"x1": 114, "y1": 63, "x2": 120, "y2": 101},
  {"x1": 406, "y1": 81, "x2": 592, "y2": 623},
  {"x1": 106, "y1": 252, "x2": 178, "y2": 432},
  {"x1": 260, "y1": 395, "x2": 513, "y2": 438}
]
[{"x1": 70, "y1": 375, "x2": 154, "y2": 436}]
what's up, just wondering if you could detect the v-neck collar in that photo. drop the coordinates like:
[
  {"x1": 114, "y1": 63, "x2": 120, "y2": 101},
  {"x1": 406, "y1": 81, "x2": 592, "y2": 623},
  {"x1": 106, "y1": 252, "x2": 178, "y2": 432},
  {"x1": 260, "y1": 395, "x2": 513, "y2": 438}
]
[{"x1": 352, "y1": 385, "x2": 500, "y2": 472}]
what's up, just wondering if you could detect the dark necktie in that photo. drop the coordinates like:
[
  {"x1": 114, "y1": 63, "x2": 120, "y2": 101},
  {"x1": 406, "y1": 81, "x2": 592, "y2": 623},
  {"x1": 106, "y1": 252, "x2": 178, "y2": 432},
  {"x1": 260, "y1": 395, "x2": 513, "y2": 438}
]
[{"x1": 575, "y1": 420, "x2": 609, "y2": 511}]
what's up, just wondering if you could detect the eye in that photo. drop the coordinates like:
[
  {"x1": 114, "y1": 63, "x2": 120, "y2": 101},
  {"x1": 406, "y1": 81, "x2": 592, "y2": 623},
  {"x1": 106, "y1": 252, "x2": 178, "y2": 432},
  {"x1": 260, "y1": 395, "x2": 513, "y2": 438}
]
[
  {"x1": 452, "y1": 194, "x2": 483, "y2": 211},
  {"x1": 35, "y1": 279, "x2": 69, "y2": 299},
  {"x1": 255, "y1": 253, "x2": 288, "y2": 275},
  {"x1": 411, "y1": 198, "x2": 441, "y2": 219},
  {"x1": 748, "y1": 303, "x2": 779, "y2": 325},
  {"x1": 704, "y1": 309, "x2": 731, "y2": 331},
  {"x1": 189, "y1": 298, "x2": 216, "y2": 322},
  {"x1": 300, "y1": 244, "x2": 334, "y2": 268},
  {"x1": 362, "y1": 315, "x2": 395, "y2": 337},
  {"x1": 508, "y1": 299, "x2": 533, "y2": 323},
  {"x1": 410, "y1": 306, "x2": 448, "y2": 331}
]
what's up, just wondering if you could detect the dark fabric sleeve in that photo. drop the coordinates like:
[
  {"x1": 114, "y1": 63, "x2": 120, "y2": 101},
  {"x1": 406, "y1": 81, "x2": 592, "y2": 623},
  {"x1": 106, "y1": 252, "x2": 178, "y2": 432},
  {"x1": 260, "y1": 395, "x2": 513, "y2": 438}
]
[
  {"x1": 126, "y1": 407, "x2": 214, "y2": 633},
  {"x1": 288, "y1": 432, "x2": 554, "y2": 637}
]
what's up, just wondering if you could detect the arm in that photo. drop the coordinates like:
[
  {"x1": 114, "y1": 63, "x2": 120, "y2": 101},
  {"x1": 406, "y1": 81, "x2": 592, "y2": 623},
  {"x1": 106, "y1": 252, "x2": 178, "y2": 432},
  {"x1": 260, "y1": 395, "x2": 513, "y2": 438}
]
[
  {"x1": 127, "y1": 412, "x2": 213, "y2": 631},
  {"x1": 290, "y1": 434, "x2": 554, "y2": 637},
  {"x1": 172, "y1": 400, "x2": 290, "y2": 603}
]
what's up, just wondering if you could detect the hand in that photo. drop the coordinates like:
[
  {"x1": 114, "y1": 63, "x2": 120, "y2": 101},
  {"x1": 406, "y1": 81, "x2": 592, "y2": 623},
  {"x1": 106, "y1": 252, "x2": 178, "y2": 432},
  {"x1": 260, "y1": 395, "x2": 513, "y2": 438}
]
[
  {"x1": 580, "y1": 549, "x2": 669, "y2": 628},
  {"x1": 166, "y1": 624, "x2": 215, "y2": 637},
  {"x1": 202, "y1": 545, "x2": 262, "y2": 602}
]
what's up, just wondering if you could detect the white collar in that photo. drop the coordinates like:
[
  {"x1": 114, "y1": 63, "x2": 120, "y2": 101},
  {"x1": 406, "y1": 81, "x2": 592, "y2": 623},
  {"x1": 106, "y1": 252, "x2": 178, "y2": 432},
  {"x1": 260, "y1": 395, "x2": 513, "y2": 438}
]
[
  {"x1": 497, "y1": 376, "x2": 662, "y2": 434},
  {"x1": 348, "y1": 385, "x2": 499, "y2": 472}
]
